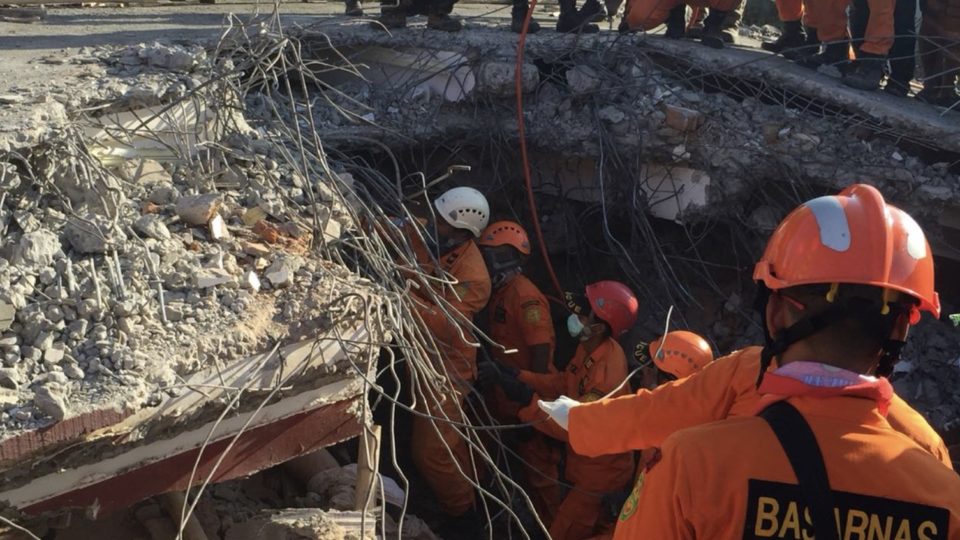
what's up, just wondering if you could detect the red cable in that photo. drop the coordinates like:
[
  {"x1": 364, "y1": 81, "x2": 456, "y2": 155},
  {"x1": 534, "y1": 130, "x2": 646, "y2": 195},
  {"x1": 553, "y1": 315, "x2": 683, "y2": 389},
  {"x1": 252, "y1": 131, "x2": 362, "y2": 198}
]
[{"x1": 515, "y1": 0, "x2": 565, "y2": 300}]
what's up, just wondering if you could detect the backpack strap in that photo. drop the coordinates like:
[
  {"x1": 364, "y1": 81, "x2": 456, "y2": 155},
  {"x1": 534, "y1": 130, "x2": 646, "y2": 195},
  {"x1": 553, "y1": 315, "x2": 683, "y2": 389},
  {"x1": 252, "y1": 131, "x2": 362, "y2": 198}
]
[{"x1": 759, "y1": 400, "x2": 840, "y2": 540}]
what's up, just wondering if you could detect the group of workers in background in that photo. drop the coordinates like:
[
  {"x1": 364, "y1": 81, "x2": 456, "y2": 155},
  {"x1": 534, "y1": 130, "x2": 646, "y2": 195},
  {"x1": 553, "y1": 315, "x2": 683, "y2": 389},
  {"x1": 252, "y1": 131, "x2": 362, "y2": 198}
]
[
  {"x1": 377, "y1": 182, "x2": 960, "y2": 539},
  {"x1": 341, "y1": 0, "x2": 959, "y2": 106}
]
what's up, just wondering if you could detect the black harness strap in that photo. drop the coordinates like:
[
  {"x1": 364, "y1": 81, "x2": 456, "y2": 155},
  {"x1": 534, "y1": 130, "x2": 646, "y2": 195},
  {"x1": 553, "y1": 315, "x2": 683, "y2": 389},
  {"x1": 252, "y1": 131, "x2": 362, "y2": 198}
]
[{"x1": 759, "y1": 401, "x2": 840, "y2": 540}]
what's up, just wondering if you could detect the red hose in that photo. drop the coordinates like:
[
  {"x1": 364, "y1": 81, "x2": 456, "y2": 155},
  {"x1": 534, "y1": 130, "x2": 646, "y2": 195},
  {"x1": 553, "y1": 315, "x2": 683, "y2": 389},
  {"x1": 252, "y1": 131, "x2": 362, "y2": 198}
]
[{"x1": 515, "y1": 0, "x2": 565, "y2": 300}]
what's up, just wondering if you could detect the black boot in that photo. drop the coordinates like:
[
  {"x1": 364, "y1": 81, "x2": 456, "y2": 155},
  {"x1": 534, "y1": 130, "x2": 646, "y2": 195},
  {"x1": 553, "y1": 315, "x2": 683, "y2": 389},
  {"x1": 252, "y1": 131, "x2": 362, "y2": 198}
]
[
  {"x1": 556, "y1": 11, "x2": 600, "y2": 32},
  {"x1": 578, "y1": 0, "x2": 607, "y2": 22},
  {"x1": 783, "y1": 26, "x2": 818, "y2": 61},
  {"x1": 700, "y1": 9, "x2": 728, "y2": 48},
  {"x1": 511, "y1": 0, "x2": 541, "y2": 32},
  {"x1": 842, "y1": 53, "x2": 886, "y2": 91},
  {"x1": 344, "y1": 0, "x2": 364, "y2": 15},
  {"x1": 761, "y1": 20, "x2": 805, "y2": 53},
  {"x1": 664, "y1": 4, "x2": 686, "y2": 39},
  {"x1": 798, "y1": 40, "x2": 847, "y2": 70}
]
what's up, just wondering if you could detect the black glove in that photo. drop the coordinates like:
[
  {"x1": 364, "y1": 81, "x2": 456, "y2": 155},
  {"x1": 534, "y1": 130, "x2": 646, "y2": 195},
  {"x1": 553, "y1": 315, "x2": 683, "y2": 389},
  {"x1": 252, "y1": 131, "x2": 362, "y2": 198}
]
[
  {"x1": 499, "y1": 372, "x2": 534, "y2": 405},
  {"x1": 477, "y1": 358, "x2": 501, "y2": 389},
  {"x1": 477, "y1": 359, "x2": 531, "y2": 404}
]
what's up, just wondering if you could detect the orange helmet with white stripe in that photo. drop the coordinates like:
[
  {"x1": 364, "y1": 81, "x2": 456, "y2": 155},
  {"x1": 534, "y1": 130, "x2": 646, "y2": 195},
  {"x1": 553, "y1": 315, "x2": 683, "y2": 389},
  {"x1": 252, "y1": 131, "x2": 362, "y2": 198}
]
[
  {"x1": 753, "y1": 183, "x2": 939, "y2": 321},
  {"x1": 650, "y1": 331, "x2": 714, "y2": 379}
]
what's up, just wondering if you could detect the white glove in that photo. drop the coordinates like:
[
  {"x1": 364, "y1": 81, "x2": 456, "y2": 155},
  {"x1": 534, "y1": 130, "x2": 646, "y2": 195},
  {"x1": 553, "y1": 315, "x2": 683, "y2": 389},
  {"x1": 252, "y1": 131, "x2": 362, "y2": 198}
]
[{"x1": 537, "y1": 395, "x2": 581, "y2": 431}]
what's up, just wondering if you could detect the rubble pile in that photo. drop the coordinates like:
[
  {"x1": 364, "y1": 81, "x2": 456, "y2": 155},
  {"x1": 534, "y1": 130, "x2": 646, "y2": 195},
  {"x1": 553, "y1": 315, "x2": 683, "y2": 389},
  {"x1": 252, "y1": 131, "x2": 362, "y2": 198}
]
[{"x1": 0, "y1": 42, "x2": 362, "y2": 432}]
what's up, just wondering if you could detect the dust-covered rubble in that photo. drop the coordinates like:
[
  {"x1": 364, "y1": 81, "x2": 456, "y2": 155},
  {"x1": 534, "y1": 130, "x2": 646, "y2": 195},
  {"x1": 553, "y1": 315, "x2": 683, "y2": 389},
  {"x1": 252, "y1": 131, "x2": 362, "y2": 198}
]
[{"x1": 0, "y1": 41, "x2": 368, "y2": 435}]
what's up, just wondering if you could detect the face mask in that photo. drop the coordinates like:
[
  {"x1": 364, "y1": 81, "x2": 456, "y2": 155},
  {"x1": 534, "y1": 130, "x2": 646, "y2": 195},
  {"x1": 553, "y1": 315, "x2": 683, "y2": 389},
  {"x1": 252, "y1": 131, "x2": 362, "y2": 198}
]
[{"x1": 567, "y1": 314, "x2": 585, "y2": 338}]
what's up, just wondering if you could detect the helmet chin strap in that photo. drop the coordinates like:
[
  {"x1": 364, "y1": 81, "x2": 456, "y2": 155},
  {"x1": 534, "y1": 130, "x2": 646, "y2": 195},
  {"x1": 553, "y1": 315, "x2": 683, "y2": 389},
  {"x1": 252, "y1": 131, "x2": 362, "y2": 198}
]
[{"x1": 754, "y1": 285, "x2": 908, "y2": 387}]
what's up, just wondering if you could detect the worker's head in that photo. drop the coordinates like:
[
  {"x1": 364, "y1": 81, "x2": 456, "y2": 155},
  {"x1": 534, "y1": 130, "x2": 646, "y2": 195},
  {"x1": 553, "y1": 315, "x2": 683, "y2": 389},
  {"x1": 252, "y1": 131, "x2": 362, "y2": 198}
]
[
  {"x1": 479, "y1": 221, "x2": 531, "y2": 288},
  {"x1": 433, "y1": 187, "x2": 490, "y2": 248},
  {"x1": 566, "y1": 281, "x2": 639, "y2": 342},
  {"x1": 650, "y1": 330, "x2": 714, "y2": 380},
  {"x1": 753, "y1": 184, "x2": 939, "y2": 378}
]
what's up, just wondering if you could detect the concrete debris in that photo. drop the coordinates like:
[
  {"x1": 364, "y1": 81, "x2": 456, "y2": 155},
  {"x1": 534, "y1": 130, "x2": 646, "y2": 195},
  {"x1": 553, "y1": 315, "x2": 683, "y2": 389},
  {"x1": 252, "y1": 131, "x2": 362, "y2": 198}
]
[
  {"x1": 0, "y1": 302, "x2": 14, "y2": 331},
  {"x1": 33, "y1": 384, "x2": 68, "y2": 422},
  {"x1": 565, "y1": 65, "x2": 600, "y2": 95},
  {"x1": 209, "y1": 214, "x2": 230, "y2": 241},
  {"x1": 176, "y1": 193, "x2": 222, "y2": 226},
  {"x1": 226, "y1": 509, "x2": 375, "y2": 540},
  {"x1": 241, "y1": 270, "x2": 261, "y2": 292},
  {"x1": 195, "y1": 268, "x2": 236, "y2": 289},
  {"x1": 663, "y1": 104, "x2": 703, "y2": 132},
  {"x1": 14, "y1": 229, "x2": 61, "y2": 267},
  {"x1": 265, "y1": 256, "x2": 302, "y2": 288},
  {"x1": 134, "y1": 214, "x2": 173, "y2": 241},
  {"x1": 64, "y1": 214, "x2": 127, "y2": 254},
  {"x1": 477, "y1": 62, "x2": 539, "y2": 96}
]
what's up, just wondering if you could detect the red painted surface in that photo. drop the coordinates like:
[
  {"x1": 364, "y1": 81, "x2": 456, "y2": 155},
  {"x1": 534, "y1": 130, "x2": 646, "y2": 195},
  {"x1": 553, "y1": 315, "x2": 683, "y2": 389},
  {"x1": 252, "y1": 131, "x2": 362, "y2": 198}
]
[
  {"x1": 0, "y1": 407, "x2": 134, "y2": 466},
  {"x1": 22, "y1": 397, "x2": 362, "y2": 516}
]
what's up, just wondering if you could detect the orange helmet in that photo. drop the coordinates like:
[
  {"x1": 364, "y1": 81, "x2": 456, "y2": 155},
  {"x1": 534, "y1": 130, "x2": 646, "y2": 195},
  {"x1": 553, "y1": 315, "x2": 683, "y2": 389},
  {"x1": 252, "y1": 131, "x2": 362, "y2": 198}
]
[
  {"x1": 479, "y1": 221, "x2": 531, "y2": 256},
  {"x1": 650, "y1": 331, "x2": 713, "y2": 379},
  {"x1": 585, "y1": 281, "x2": 639, "y2": 338},
  {"x1": 753, "y1": 184, "x2": 939, "y2": 321}
]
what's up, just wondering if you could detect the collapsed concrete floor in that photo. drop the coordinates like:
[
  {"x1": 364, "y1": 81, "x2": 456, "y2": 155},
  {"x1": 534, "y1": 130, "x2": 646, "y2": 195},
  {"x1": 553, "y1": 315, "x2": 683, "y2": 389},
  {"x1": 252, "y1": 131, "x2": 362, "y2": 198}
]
[{"x1": 0, "y1": 6, "x2": 959, "y2": 539}]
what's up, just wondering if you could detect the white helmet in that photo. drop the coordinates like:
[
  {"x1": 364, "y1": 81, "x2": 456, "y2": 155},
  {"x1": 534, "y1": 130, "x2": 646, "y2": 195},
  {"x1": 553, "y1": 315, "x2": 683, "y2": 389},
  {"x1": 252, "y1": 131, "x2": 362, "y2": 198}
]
[{"x1": 434, "y1": 187, "x2": 490, "y2": 237}]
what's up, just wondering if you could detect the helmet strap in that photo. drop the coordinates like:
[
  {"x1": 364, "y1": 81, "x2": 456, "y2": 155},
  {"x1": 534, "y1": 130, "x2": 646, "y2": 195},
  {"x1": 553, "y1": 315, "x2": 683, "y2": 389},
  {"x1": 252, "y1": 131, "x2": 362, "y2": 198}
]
[{"x1": 756, "y1": 285, "x2": 909, "y2": 387}]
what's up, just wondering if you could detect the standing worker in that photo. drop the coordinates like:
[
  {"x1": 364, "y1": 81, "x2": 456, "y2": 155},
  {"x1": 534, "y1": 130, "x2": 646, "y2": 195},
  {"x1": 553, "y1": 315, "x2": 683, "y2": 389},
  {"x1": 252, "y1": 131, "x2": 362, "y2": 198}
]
[
  {"x1": 482, "y1": 281, "x2": 639, "y2": 540},
  {"x1": 620, "y1": 184, "x2": 960, "y2": 537},
  {"x1": 373, "y1": 0, "x2": 463, "y2": 31},
  {"x1": 624, "y1": 0, "x2": 739, "y2": 48},
  {"x1": 394, "y1": 187, "x2": 492, "y2": 534},
  {"x1": 477, "y1": 220, "x2": 562, "y2": 524}
]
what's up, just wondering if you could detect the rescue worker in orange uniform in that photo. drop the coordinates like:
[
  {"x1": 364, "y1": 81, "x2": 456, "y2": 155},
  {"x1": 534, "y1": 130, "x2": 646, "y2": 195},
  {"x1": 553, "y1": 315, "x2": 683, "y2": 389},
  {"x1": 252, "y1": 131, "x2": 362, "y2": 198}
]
[
  {"x1": 624, "y1": 0, "x2": 740, "y2": 48},
  {"x1": 392, "y1": 186, "x2": 492, "y2": 534},
  {"x1": 621, "y1": 184, "x2": 960, "y2": 538},
  {"x1": 577, "y1": 331, "x2": 715, "y2": 540},
  {"x1": 760, "y1": 0, "x2": 816, "y2": 58},
  {"x1": 481, "y1": 281, "x2": 639, "y2": 540},
  {"x1": 477, "y1": 220, "x2": 562, "y2": 524}
]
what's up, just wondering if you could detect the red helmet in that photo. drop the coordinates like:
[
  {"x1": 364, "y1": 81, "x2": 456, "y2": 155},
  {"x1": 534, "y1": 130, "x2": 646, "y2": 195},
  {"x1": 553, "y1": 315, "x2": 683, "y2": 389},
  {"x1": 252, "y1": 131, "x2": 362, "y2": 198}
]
[
  {"x1": 479, "y1": 221, "x2": 531, "y2": 255},
  {"x1": 650, "y1": 331, "x2": 713, "y2": 379},
  {"x1": 753, "y1": 184, "x2": 939, "y2": 321},
  {"x1": 585, "y1": 281, "x2": 639, "y2": 338}
]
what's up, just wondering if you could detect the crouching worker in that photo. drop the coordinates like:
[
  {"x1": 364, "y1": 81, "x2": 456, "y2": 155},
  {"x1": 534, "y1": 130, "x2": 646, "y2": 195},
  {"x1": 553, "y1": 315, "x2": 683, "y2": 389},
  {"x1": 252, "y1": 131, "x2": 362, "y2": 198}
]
[
  {"x1": 477, "y1": 221, "x2": 562, "y2": 524},
  {"x1": 623, "y1": 2, "x2": 740, "y2": 48},
  {"x1": 480, "y1": 281, "x2": 639, "y2": 540}
]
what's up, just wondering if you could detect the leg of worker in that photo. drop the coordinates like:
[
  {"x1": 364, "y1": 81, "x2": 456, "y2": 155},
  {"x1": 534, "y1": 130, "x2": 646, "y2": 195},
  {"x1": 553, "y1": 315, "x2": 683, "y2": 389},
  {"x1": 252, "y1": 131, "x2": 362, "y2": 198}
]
[
  {"x1": 849, "y1": 0, "x2": 869, "y2": 55},
  {"x1": 518, "y1": 435, "x2": 563, "y2": 524},
  {"x1": 623, "y1": 0, "x2": 682, "y2": 30},
  {"x1": 410, "y1": 393, "x2": 476, "y2": 517},
  {"x1": 511, "y1": 0, "x2": 542, "y2": 32},
  {"x1": 721, "y1": 0, "x2": 746, "y2": 42},
  {"x1": 886, "y1": 0, "x2": 918, "y2": 94},
  {"x1": 799, "y1": 0, "x2": 850, "y2": 67},
  {"x1": 426, "y1": 0, "x2": 462, "y2": 31},
  {"x1": 374, "y1": 0, "x2": 411, "y2": 28},
  {"x1": 861, "y1": 0, "x2": 895, "y2": 55},
  {"x1": 549, "y1": 488, "x2": 604, "y2": 540},
  {"x1": 762, "y1": 0, "x2": 808, "y2": 53}
]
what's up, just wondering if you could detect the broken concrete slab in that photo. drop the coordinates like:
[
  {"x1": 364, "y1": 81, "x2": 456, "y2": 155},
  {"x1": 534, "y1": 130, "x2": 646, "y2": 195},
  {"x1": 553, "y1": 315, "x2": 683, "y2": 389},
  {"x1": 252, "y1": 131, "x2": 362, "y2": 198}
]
[{"x1": 176, "y1": 193, "x2": 222, "y2": 226}]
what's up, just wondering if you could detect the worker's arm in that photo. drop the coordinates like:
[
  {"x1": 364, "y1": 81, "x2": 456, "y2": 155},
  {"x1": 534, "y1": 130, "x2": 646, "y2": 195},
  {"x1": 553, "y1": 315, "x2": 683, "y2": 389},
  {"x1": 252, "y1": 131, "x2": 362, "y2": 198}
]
[
  {"x1": 528, "y1": 344, "x2": 552, "y2": 374},
  {"x1": 518, "y1": 370, "x2": 567, "y2": 400},
  {"x1": 624, "y1": 433, "x2": 696, "y2": 539},
  {"x1": 518, "y1": 393, "x2": 570, "y2": 442},
  {"x1": 567, "y1": 348, "x2": 750, "y2": 457}
]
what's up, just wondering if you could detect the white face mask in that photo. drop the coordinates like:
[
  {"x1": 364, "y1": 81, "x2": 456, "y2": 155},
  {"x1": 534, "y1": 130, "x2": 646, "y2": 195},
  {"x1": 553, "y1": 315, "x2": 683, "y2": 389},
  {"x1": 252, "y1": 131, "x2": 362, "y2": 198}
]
[{"x1": 566, "y1": 314, "x2": 585, "y2": 338}]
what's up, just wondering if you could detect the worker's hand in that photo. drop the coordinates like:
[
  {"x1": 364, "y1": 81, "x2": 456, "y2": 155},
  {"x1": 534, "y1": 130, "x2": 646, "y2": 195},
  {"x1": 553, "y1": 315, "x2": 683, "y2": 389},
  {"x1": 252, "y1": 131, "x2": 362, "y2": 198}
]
[
  {"x1": 500, "y1": 376, "x2": 534, "y2": 405},
  {"x1": 476, "y1": 358, "x2": 501, "y2": 389},
  {"x1": 537, "y1": 395, "x2": 581, "y2": 430}
]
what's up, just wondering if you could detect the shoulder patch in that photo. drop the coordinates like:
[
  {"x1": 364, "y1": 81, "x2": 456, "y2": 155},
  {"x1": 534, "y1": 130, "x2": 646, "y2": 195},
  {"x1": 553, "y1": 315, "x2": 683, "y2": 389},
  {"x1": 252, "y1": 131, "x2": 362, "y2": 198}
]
[
  {"x1": 523, "y1": 306, "x2": 541, "y2": 323},
  {"x1": 743, "y1": 479, "x2": 950, "y2": 540},
  {"x1": 520, "y1": 300, "x2": 541, "y2": 309}
]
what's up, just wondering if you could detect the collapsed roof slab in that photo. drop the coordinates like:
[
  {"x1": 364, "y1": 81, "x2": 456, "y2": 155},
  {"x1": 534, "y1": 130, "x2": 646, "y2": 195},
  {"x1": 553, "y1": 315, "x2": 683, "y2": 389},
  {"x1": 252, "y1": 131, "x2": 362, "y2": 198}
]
[{"x1": 0, "y1": 321, "x2": 378, "y2": 517}]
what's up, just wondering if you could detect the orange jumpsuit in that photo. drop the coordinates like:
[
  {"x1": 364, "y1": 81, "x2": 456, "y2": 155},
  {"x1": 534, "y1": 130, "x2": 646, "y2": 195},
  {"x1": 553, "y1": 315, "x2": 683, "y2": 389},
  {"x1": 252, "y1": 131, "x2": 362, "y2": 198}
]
[
  {"x1": 624, "y1": 0, "x2": 740, "y2": 30},
  {"x1": 567, "y1": 346, "x2": 954, "y2": 469},
  {"x1": 407, "y1": 234, "x2": 492, "y2": 517},
  {"x1": 616, "y1": 370, "x2": 960, "y2": 539},
  {"x1": 517, "y1": 339, "x2": 634, "y2": 540},
  {"x1": 486, "y1": 274, "x2": 562, "y2": 523}
]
